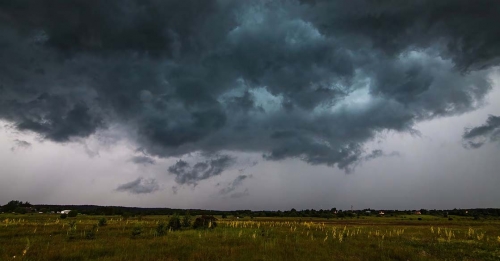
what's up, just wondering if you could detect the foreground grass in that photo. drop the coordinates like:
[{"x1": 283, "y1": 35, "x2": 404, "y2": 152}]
[{"x1": 1, "y1": 214, "x2": 499, "y2": 260}]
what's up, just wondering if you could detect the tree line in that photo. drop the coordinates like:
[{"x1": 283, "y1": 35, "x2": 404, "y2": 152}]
[{"x1": 2, "y1": 200, "x2": 500, "y2": 219}]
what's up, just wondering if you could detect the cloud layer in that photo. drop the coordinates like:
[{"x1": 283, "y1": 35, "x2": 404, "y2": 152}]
[
  {"x1": 463, "y1": 115, "x2": 500, "y2": 149},
  {"x1": 116, "y1": 177, "x2": 160, "y2": 194},
  {"x1": 168, "y1": 155, "x2": 235, "y2": 185},
  {"x1": 0, "y1": 0, "x2": 499, "y2": 177},
  {"x1": 10, "y1": 139, "x2": 32, "y2": 151}
]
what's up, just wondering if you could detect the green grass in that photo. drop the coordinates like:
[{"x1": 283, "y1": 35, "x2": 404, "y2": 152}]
[{"x1": 1, "y1": 214, "x2": 499, "y2": 261}]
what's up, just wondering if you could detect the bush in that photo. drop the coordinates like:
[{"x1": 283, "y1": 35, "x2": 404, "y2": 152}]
[
  {"x1": 60, "y1": 214, "x2": 67, "y2": 219},
  {"x1": 85, "y1": 224, "x2": 98, "y2": 240},
  {"x1": 193, "y1": 215, "x2": 217, "y2": 229},
  {"x1": 168, "y1": 214, "x2": 182, "y2": 231},
  {"x1": 156, "y1": 222, "x2": 167, "y2": 236},
  {"x1": 122, "y1": 212, "x2": 131, "y2": 220},
  {"x1": 67, "y1": 221, "x2": 77, "y2": 241},
  {"x1": 448, "y1": 217, "x2": 453, "y2": 221},
  {"x1": 98, "y1": 218, "x2": 107, "y2": 227},
  {"x1": 182, "y1": 212, "x2": 192, "y2": 228},
  {"x1": 131, "y1": 225, "x2": 142, "y2": 238},
  {"x1": 67, "y1": 211, "x2": 78, "y2": 218},
  {"x1": 418, "y1": 218, "x2": 422, "y2": 221}
]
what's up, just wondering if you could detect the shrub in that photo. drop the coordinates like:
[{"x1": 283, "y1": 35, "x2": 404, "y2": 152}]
[
  {"x1": 67, "y1": 221, "x2": 77, "y2": 240},
  {"x1": 418, "y1": 218, "x2": 422, "y2": 221},
  {"x1": 98, "y1": 218, "x2": 107, "y2": 227},
  {"x1": 448, "y1": 218, "x2": 453, "y2": 221},
  {"x1": 193, "y1": 215, "x2": 217, "y2": 229},
  {"x1": 131, "y1": 225, "x2": 142, "y2": 238},
  {"x1": 60, "y1": 214, "x2": 67, "y2": 219},
  {"x1": 156, "y1": 222, "x2": 167, "y2": 236},
  {"x1": 85, "y1": 225, "x2": 98, "y2": 240},
  {"x1": 168, "y1": 214, "x2": 182, "y2": 231},
  {"x1": 67, "y1": 211, "x2": 78, "y2": 218},
  {"x1": 122, "y1": 212, "x2": 131, "y2": 220},
  {"x1": 182, "y1": 212, "x2": 192, "y2": 228}
]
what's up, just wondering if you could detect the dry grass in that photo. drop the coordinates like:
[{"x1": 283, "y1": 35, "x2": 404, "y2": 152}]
[{"x1": 1, "y1": 214, "x2": 500, "y2": 261}]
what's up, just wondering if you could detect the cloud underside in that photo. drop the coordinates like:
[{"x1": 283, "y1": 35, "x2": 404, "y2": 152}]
[
  {"x1": 11, "y1": 139, "x2": 32, "y2": 151},
  {"x1": 130, "y1": 155, "x2": 156, "y2": 165},
  {"x1": 168, "y1": 155, "x2": 235, "y2": 185},
  {"x1": 1, "y1": 0, "x2": 499, "y2": 173},
  {"x1": 219, "y1": 175, "x2": 250, "y2": 195},
  {"x1": 116, "y1": 177, "x2": 160, "y2": 194},
  {"x1": 462, "y1": 115, "x2": 500, "y2": 149}
]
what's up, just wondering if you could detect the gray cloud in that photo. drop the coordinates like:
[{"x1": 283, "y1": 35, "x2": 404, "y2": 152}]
[
  {"x1": 0, "y1": 0, "x2": 499, "y2": 174},
  {"x1": 10, "y1": 139, "x2": 32, "y2": 151},
  {"x1": 116, "y1": 177, "x2": 160, "y2": 194},
  {"x1": 130, "y1": 155, "x2": 156, "y2": 165},
  {"x1": 219, "y1": 175, "x2": 251, "y2": 195},
  {"x1": 230, "y1": 188, "x2": 249, "y2": 199},
  {"x1": 364, "y1": 150, "x2": 400, "y2": 161},
  {"x1": 168, "y1": 155, "x2": 235, "y2": 185},
  {"x1": 462, "y1": 115, "x2": 500, "y2": 149}
]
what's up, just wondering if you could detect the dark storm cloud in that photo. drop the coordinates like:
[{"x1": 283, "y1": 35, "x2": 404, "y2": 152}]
[
  {"x1": 462, "y1": 115, "x2": 500, "y2": 149},
  {"x1": 0, "y1": 0, "x2": 499, "y2": 174},
  {"x1": 219, "y1": 175, "x2": 251, "y2": 195},
  {"x1": 10, "y1": 139, "x2": 31, "y2": 151},
  {"x1": 168, "y1": 155, "x2": 235, "y2": 185},
  {"x1": 116, "y1": 177, "x2": 160, "y2": 194},
  {"x1": 130, "y1": 155, "x2": 156, "y2": 165}
]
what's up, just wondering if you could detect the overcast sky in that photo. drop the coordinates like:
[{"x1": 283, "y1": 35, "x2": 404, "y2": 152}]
[{"x1": 1, "y1": 0, "x2": 500, "y2": 211}]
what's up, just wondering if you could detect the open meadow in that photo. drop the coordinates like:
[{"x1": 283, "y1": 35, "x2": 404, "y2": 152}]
[{"x1": 1, "y1": 214, "x2": 500, "y2": 261}]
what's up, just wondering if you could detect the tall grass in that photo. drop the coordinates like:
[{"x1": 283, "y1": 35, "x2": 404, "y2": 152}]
[{"x1": 1, "y1": 214, "x2": 500, "y2": 260}]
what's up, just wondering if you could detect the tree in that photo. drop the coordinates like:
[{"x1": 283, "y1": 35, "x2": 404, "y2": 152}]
[
  {"x1": 14, "y1": 207, "x2": 27, "y2": 214},
  {"x1": 2, "y1": 200, "x2": 22, "y2": 212},
  {"x1": 67, "y1": 211, "x2": 78, "y2": 218}
]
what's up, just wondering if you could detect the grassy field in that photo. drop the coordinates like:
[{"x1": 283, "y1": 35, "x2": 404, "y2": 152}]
[{"x1": 1, "y1": 214, "x2": 499, "y2": 261}]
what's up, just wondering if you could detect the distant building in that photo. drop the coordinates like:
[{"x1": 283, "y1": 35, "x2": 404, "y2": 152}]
[
  {"x1": 378, "y1": 211, "x2": 385, "y2": 215},
  {"x1": 414, "y1": 211, "x2": 421, "y2": 215},
  {"x1": 60, "y1": 210, "x2": 71, "y2": 215}
]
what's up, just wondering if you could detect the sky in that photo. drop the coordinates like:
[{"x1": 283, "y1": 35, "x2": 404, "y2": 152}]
[{"x1": 1, "y1": 0, "x2": 500, "y2": 211}]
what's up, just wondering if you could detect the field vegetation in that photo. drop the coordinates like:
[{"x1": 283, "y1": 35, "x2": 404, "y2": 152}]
[{"x1": 1, "y1": 212, "x2": 500, "y2": 261}]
